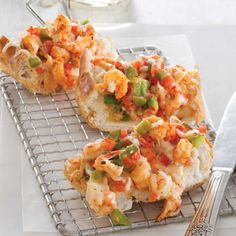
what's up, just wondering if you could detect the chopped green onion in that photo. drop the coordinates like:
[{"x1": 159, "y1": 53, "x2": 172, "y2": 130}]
[
  {"x1": 190, "y1": 135, "x2": 205, "y2": 148},
  {"x1": 156, "y1": 70, "x2": 167, "y2": 80},
  {"x1": 140, "y1": 79, "x2": 149, "y2": 96},
  {"x1": 125, "y1": 144, "x2": 138, "y2": 154},
  {"x1": 110, "y1": 209, "x2": 131, "y2": 226},
  {"x1": 104, "y1": 94, "x2": 120, "y2": 105},
  {"x1": 147, "y1": 97, "x2": 158, "y2": 109},
  {"x1": 82, "y1": 18, "x2": 89, "y2": 25},
  {"x1": 135, "y1": 119, "x2": 151, "y2": 135},
  {"x1": 133, "y1": 82, "x2": 141, "y2": 96},
  {"x1": 39, "y1": 28, "x2": 50, "y2": 40},
  {"x1": 28, "y1": 57, "x2": 41, "y2": 68},
  {"x1": 90, "y1": 170, "x2": 105, "y2": 182},
  {"x1": 108, "y1": 130, "x2": 121, "y2": 142},
  {"x1": 132, "y1": 96, "x2": 147, "y2": 106},
  {"x1": 125, "y1": 66, "x2": 138, "y2": 79}
]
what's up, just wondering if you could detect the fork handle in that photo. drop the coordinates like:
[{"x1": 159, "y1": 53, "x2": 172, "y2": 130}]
[{"x1": 185, "y1": 170, "x2": 231, "y2": 236}]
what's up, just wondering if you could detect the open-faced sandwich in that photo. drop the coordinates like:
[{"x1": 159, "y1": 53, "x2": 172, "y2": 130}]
[
  {"x1": 64, "y1": 115, "x2": 213, "y2": 225},
  {"x1": 76, "y1": 50, "x2": 205, "y2": 131},
  {"x1": 0, "y1": 15, "x2": 116, "y2": 94}
]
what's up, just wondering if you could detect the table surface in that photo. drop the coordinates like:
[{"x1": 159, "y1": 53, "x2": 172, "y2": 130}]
[{"x1": 1, "y1": 0, "x2": 236, "y2": 236}]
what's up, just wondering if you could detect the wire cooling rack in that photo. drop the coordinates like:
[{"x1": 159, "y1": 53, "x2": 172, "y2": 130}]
[{"x1": 0, "y1": 46, "x2": 236, "y2": 236}]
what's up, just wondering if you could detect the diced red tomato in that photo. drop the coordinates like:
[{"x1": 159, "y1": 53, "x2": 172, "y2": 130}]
[
  {"x1": 71, "y1": 24, "x2": 78, "y2": 35},
  {"x1": 150, "y1": 77, "x2": 158, "y2": 86},
  {"x1": 122, "y1": 156, "x2": 133, "y2": 169},
  {"x1": 122, "y1": 151, "x2": 140, "y2": 169},
  {"x1": 122, "y1": 95, "x2": 133, "y2": 109},
  {"x1": 132, "y1": 58, "x2": 144, "y2": 70},
  {"x1": 120, "y1": 130, "x2": 128, "y2": 139},
  {"x1": 156, "y1": 108, "x2": 165, "y2": 117},
  {"x1": 176, "y1": 124, "x2": 187, "y2": 133},
  {"x1": 185, "y1": 93, "x2": 192, "y2": 99},
  {"x1": 115, "y1": 61, "x2": 124, "y2": 72},
  {"x1": 138, "y1": 136, "x2": 152, "y2": 148},
  {"x1": 160, "y1": 76, "x2": 174, "y2": 88},
  {"x1": 198, "y1": 125, "x2": 207, "y2": 133},
  {"x1": 149, "y1": 192, "x2": 159, "y2": 202},
  {"x1": 141, "y1": 147, "x2": 156, "y2": 166},
  {"x1": 112, "y1": 179, "x2": 126, "y2": 192},
  {"x1": 131, "y1": 151, "x2": 140, "y2": 162},
  {"x1": 27, "y1": 26, "x2": 40, "y2": 36},
  {"x1": 159, "y1": 153, "x2": 171, "y2": 167},
  {"x1": 103, "y1": 138, "x2": 116, "y2": 150},
  {"x1": 35, "y1": 66, "x2": 45, "y2": 74}
]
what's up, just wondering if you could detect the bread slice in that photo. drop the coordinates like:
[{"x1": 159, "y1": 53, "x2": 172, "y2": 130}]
[
  {"x1": 64, "y1": 115, "x2": 213, "y2": 222},
  {"x1": 76, "y1": 50, "x2": 206, "y2": 132},
  {"x1": 0, "y1": 15, "x2": 117, "y2": 95}
]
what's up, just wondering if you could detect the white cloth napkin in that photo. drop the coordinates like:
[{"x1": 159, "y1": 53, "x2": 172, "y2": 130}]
[{"x1": 21, "y1": 34, "x2": 236, "y2": 234}]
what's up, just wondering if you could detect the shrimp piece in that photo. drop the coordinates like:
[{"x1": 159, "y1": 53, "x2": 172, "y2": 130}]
[
  {"x1": 173, "y1": 138, "x2": 193, "y2": 166},
  {"x1": 82, "y1": 139, "x2": 115, "y2": 161},
  {"x1": 149, "y1": 171, "x2": 182, "y2": 221},
  {"x1": 64, "y1": 157, "x2": 87, "y2": 194},
  {"x1": 93, "y1": 152, "x2": 123, "y2": 180},
  {"x1": 86, "y1": 177, "x2": 117, "y2": 216},
  {"x1": 149, "y1": 171, "x2": 173, "y2": 198},
  {"x1": 157, "y1": 186, "x2": 182, "y2": 221},
  {"x1": 21, "y1": 35, "x2": 40, "y2": 54},
  {"x1": 54, "y1": 15, "x2": 71, "y2": 35},
  {"x1": 52, "y1": 59, "x2": 65, "y2": 86},
  {"x1": 147, "y1": 116, "x2": 168, "y2": 141},
  {"x1": 92, "y1": 58, "x2": 115, "y2": 71},
  {"x1": 96, "y1": 69, "x2": 128, "y2": 99},
  {"x1": 50, "y1": 46, "x2": 70, "y2": 63},
  {"x1": 131, "y1": 157, "x2": 151, "y2": 190}
]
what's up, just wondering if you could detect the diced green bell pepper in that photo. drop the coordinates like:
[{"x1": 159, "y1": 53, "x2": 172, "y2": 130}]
[
  {"x1": 28, "y1": 57, "x2": 41, "y2": 68},
  {"x1": 39, "y1": 28, "x2": 50, "y2": 40},
  {"x1": 156, "y1": 70, "x2": 167, "y2": 80},
  {"x1": 125, "y1": 66, "x2": 138, "y2": 79},
  {"x1": 190, "y1": 135, "x2": 205, "y2": 148},
  {"x1": 104, "y1": 94, "x2": 120, "y2": 105},
  {"x1": 90, "y1": 170, "x2": 105, "y2": 182},
  {"x1": 108, "y1": 130, "x2": 121, "y2": 142},
  {"x1": 135, "y1": 119, "x2": 152, "y2": 135},
  {"x1": 133, "y1": 81, "x2": 141, "y2": 96},
  {"x1": 82, "y1": 18, "x2": 89, "y2": 25},
  {"x1": 132, "y1": 96, "x2": 147, "y2": 106},
  {"x1": 147, "y1": 97, "x2": 158, "y2": 109},
  {"x1": 140, "y1": 79, "x2": 149, "y2": 96},
  {"x1": 110, "y1": 209, "x2": 131, "y2": 226},
  {"x1": 119, "y1": 144, "x2": 138, "y2": 159}
]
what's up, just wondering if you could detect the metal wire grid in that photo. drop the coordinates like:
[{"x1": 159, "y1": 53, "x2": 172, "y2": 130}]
[{"x1": 0, "y1": 46, "x2": 236, "y2": 236}]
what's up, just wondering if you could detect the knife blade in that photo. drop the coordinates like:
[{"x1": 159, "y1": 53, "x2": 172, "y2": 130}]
[{"x1": 185, "y1": 92, "x2": 236, "y2": 236}]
